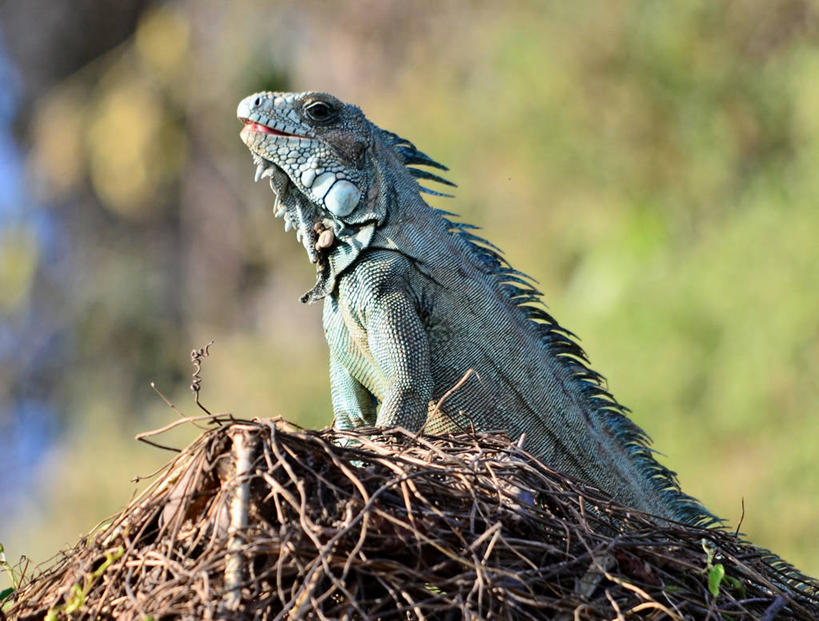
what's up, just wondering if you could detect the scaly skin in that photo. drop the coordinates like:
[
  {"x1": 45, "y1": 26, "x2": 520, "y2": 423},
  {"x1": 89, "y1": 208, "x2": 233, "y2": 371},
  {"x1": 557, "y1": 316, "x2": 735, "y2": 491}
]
[{"x1": 236, "y1": 90, "x2": 718, "y2": 526}]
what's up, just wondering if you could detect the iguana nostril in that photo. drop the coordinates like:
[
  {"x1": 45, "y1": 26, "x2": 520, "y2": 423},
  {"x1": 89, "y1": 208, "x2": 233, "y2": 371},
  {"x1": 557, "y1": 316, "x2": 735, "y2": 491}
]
[{"x1": 254, "y1": 96, "x2": 262, "y2": 107}]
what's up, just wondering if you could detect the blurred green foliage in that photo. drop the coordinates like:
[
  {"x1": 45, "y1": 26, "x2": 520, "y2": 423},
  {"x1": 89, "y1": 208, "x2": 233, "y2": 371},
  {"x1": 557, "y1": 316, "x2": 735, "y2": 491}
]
[{"x1": 0, "y1": 0, "x2": 817, "y2": 590}]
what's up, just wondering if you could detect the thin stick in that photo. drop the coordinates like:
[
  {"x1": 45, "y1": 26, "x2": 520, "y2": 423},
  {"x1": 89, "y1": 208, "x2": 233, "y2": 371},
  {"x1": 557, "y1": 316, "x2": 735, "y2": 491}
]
[{"x1": 222, "y1": 429, "x2": 255, "y2": 611}]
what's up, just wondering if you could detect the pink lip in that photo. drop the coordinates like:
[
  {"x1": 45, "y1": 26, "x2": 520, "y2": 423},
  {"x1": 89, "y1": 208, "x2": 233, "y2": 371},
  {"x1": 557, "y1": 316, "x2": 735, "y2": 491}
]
[{"x1": 240, "y1": 119, "x2": 305, "y2": 139}]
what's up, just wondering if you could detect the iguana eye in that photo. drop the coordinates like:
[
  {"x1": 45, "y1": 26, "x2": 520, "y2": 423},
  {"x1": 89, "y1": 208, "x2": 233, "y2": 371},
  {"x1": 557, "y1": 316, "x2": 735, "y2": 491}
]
[{"x1": 304, "y1": 100, "x2": 336, "y2": 123}]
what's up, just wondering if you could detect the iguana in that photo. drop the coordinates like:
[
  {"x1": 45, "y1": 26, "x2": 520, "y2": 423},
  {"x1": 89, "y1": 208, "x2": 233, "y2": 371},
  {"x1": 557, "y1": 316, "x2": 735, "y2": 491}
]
[
  {"x1": 236, "y1": 92, "x2": 819, "y2": 599},
  {"x1": 236, "y1": 90, "x2": 717, "y2": 526}
]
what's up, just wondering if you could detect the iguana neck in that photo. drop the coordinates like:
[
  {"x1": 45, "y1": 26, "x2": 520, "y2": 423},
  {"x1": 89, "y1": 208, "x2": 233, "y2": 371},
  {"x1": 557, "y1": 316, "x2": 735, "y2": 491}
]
[{"x1": 302, "y1": 128, "x2": 421, "y2": 302}]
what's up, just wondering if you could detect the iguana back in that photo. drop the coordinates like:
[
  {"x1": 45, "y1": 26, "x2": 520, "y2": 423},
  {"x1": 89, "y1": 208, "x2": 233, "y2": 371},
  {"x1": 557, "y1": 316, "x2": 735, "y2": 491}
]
[{"x1": 236, "y1": 90, "x2": 718, "y2": 526}]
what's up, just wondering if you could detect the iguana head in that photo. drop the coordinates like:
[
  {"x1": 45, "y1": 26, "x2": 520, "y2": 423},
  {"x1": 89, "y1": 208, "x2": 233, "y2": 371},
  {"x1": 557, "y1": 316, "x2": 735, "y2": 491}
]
[
  {"x1": 238, "y1": 91, "x2": 374, "y2": 222},
  {"x1": 237, "y1": 90, "x2": 453, "y2": 301}
]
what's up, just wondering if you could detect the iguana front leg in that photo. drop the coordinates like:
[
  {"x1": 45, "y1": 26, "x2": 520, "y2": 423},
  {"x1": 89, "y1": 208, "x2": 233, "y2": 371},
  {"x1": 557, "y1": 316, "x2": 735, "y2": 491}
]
[
  {"x1": 326, "y1": 252, "x2": 434, "y2": 431},
  {"x1": 329, "y1": 354, "x2": 377, "y2": 429},
  {"x1": 363, "y1": 288, "x2": 434, "y2": 430}
]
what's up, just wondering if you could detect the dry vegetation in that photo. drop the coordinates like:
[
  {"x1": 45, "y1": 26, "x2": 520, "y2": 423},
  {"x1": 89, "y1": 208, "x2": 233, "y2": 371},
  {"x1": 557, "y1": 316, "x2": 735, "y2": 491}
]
[{"x1": 5, "y1": 416, "x2": 818, "y2": 620}]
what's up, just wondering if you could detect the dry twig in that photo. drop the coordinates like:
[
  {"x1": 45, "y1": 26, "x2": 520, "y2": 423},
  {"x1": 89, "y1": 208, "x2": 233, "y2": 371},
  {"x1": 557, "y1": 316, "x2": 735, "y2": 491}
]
[{"x1": 6, "y1": 419, "x2": 818, "y2": 620}]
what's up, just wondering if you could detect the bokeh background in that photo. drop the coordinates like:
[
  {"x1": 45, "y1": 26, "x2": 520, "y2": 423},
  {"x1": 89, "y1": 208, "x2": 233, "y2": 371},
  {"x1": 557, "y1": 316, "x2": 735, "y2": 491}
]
[{"x1": 1, "y1": 0, "x2": 818, "y2": 589}]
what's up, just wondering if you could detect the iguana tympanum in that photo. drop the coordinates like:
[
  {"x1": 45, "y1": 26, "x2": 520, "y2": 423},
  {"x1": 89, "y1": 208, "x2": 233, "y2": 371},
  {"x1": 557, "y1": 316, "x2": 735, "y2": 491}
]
[{"x1": 236, "y1": 90, "x2": 718, "y2": 526}]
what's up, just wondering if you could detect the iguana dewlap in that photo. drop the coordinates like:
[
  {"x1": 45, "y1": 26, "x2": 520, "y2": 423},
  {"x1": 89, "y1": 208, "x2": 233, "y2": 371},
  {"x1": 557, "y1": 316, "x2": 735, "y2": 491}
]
[{"x1": 237, "y1": 90, "x2": 718, "y2": 526}]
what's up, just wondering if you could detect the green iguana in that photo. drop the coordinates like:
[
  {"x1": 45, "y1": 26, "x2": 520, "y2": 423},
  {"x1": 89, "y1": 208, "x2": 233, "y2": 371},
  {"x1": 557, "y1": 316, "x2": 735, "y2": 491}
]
[
  {"x1": 236, "y1": 91, "x2": 819, "y2": 598},
  {"x1": 236, "y1": 90, "x2": 717, "y2": 527}
]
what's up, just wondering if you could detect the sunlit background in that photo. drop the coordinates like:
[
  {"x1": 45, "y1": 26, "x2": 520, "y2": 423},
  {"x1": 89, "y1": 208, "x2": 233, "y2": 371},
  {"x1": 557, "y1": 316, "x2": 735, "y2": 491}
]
[{"x1": 1, "y1": 0, "x2": 818, "y2": 589}]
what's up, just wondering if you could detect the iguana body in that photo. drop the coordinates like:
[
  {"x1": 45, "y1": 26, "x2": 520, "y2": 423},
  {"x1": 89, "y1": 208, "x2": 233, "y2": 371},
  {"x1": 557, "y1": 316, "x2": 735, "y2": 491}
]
[{"x1": 236, "y1": 90, "x2": 718, "y2": 526}]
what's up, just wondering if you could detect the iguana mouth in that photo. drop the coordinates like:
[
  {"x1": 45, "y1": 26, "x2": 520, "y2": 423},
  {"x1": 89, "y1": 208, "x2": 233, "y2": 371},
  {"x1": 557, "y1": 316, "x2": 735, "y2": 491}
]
[{"x1": 240, "y1": 118, "x2": 308, "y2": 139}]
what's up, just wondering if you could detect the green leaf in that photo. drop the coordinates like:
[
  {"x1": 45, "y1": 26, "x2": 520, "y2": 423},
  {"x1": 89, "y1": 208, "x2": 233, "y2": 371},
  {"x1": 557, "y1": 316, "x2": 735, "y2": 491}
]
[
  {"x1": 708, "y1": 562, "x2": 725, "y2": 598},
  {"x1": 723, "y1": 574, "x2": 746, "y2": 598},
  {"x1": 64, "y1": 582, "x2": 85, "y2": 613},
  {"x1": 0, "y1": 587, "x2": 13, "y2": 602}
]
